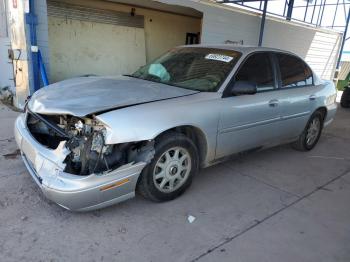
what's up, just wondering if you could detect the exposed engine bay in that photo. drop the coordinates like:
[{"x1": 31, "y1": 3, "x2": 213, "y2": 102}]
[{"x1": 26, "y1": 111, "x2": 154, "y2": 176}]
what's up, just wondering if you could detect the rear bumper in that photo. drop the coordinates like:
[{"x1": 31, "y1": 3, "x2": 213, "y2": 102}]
[
  {"x1": 324, "y1": 103, "x2": 337, "y2": 127},
  {"x1": 14, "y1": 114, "x2": 146, "y2": 211}
]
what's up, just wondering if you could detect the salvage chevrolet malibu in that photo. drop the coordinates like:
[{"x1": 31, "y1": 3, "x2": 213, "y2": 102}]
[{"x1": 15, "y1": 45, "x2": 337, "y2": 211}]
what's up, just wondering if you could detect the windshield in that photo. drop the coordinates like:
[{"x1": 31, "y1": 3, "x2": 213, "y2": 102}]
[{"x1": 131, "y1": 47, "x2": 241, "y2": 92}]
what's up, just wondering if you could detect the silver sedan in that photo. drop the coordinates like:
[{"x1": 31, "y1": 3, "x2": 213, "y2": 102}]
[{"x1": 14, "y1": 45, "x2": 337, "y2": 211}]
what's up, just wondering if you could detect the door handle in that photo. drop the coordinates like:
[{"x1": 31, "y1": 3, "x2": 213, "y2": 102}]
[
  {"x1": 269, "y1": 99, "x2": 279, "y2": 107},
  {"x1": 309, "y1": 95, "x2": 316, "y2": 101}
]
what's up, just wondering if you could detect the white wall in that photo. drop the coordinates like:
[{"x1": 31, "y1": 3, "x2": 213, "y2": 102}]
[
  {"x1": 201, "y1": 6, "x2": 259, "y2": 45},
  {"x1": 160, "y1": 0, "x2": 342, "y2": 80},
  {"x1": 49, "y1": 1, "x2": 201, "y2": 59},
  {"x1": 204, "y1": 2, "x2": 342, "y2": 80},
  {"x1": 7, "y1": 0, "x2": 31, "y2": 108},
  {"x1": 48, "y1": 16, "x2": 146, "y2": 82},
  {"x1": 264, "y1": 20, "x2": 341, "y2": 80},
  {"x1": 46, "y1": 0, "x2": 201, "y2": 82},
  {"x1": 0, "y1": 38, "x2": 12, "y2": 89},
  {"x1": 0, "y1": 0, "x2": 13, "y2": 89},
  {"x1": 0, "y1": 0, "x2": 7, "y2": 37}
]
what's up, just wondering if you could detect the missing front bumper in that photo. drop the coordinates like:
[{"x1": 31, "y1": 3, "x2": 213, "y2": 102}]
[{"x1": 15, "y1": 114, "x2": 146, "y2": 211}]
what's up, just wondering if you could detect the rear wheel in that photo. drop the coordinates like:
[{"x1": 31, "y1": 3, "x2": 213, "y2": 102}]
[
  {"x1": 292, "y1": 111, "x2": 324, "y2": 151},
  {"x1": 340, "y1": 88, "x2": 350, "y2": 108},
  {"x1": 137, "y1": 132, "x2": 199, "y2": 202}
]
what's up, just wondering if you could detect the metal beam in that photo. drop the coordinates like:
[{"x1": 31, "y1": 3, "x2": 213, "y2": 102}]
[
  {"x1": 258, "y1": 0, "x2": 268, "y2": 46},
  {"x1": 303, "y1": 0, "x2": 310, "y2": 22},
  {"x1": 286, "y1": 0, "x2": 294, "y2": 21},
  {"x1": 217, "y1": 0, "x2": 267, "y2": 3},
  {"x1": 332, "y1": 0, "x2": 340, "y2": 28},
  {"x1": 337, "y1": 7, "x2": 350, "y2": 69},
  {"x1": 318, "y1": 0, "x2": 327, "y2": 26}
]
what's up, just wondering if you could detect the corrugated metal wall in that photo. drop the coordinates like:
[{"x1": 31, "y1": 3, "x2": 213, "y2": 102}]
[
  {"x1": 338, "y1": 61, "x2": 350, "y2": 80},
  {"x1": 47, "y1": 1, "x2": 144, "y2": 28}
]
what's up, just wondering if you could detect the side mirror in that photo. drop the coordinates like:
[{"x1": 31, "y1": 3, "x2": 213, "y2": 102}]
[{"x1": 231, "y1": 81, "x2": 257, "y2": 96}]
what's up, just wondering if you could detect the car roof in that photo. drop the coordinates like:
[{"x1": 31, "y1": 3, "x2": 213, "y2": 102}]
[{"x1": 178, "y1": 44, "x2": 296, "y2": 56}]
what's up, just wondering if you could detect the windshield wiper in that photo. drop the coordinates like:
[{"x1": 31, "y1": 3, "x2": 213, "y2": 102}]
[
  {"x1": 124, "y1": 74, "x2": 159, "y2": 83},
  {"x1": 125, "y1": 74, "x2": 162, "y2": 84},
  {"x1": 123, "y1": 74, "x2": 139, "y2": 79}
]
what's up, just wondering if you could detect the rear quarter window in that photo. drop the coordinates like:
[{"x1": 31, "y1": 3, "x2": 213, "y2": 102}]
[{"x1": 277, "y1": 54, "x2": 313, "y2": 88}]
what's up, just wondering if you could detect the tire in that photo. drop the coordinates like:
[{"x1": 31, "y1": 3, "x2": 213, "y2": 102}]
[
  {"x1": 137, "y1": 132, "x2": 199, "y2": 202},
  {"x1": 340, "y1": 88, "x2": 350, "y2": 108},
  {"x1": 292, "y1": 111, "x2": 324, "y2": 151}
]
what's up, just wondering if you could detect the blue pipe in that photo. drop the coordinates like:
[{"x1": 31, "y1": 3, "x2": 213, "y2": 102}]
[
  {"x1": 38, "y1": 50, "x2": 49, "y2": 86},
  {"x1": 26, "y1": 0, "x2": 49, "y2": 91}
]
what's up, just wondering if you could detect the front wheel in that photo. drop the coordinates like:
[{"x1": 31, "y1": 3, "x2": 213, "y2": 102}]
[
  {"x1": 292, "y1": 111, "x2": 324, "y2": 151},
  {"x1": 137, "y1": 132, "x2": 199, "y2": 202}
]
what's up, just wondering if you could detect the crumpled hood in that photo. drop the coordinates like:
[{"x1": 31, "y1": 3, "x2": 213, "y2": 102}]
[{"x1": 28, "y1": 76, "x2": 198, "y2": 117}]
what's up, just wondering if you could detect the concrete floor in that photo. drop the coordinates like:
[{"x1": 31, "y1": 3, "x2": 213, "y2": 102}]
[{"x1": 0, "y1": 102, "x2": 349, "y2": 262}]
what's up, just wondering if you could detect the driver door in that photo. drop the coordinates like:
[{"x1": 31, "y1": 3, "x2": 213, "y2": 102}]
[{"x1": 216, "y1": 52, "x2": 282, "y2": 159}]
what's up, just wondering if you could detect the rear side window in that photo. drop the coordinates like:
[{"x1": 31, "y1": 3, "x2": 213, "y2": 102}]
[
  {"x1": 235, "y1": 53, "x2": 275, "y2": 92},
  {"x1": 277, "y1": 54, "x2": 313, "y2": 88}
]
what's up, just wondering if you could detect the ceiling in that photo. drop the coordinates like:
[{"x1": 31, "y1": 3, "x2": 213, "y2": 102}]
[{"x1": 107, "y1": 0, "x2": 203, "y2": 18}]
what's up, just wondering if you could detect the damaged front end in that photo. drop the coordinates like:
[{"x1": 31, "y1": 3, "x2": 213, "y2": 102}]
[
  {"x1": 26, "y1": 111, "x2": 154, "y2": 175},
  {"x1": 15, "y1": 110, "x2": 154, "y2": 211}
]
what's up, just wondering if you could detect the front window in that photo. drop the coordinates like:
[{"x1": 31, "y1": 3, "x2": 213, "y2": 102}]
[
  {"x1": 235, "y1": 53, "x2": 275, "y2": 92},
  {"x1": 131, "y1": 47, "x2": 241, "y2": 92}
]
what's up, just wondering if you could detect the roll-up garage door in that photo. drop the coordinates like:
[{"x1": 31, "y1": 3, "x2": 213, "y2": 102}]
[{"x1": 47, "y1": 1, "x2": 146, "y2": 82}]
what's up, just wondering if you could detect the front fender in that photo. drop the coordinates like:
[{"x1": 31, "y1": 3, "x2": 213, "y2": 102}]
[{"x1": 96, "y1": 93, "x2": 221, "y2": 163}]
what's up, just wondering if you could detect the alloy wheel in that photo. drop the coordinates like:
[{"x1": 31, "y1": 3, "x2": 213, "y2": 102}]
[
  {"x1": 153, "y1": 147, "x2": 192, "y2": 193},
  {"x1": 306, "y1": 117, "x2": 321, "y2": 146}
]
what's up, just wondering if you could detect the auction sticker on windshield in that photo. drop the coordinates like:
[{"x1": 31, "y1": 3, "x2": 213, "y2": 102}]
[{"x1": 205, "y1": 54, "x2": 234, "y2": 63}]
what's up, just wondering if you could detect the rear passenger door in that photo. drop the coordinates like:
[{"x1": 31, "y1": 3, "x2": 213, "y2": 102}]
[{"x1": 274, "y1": 53, "x2": 316, "y2": 140}]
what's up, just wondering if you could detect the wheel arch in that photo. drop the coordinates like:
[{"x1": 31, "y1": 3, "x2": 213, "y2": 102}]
[
  {"x1": 315, "y1": 106, "x2": 327, "y2": 120},
  {"x1": 155, "y1": 125, "x2": 209, "y2": 167}
]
